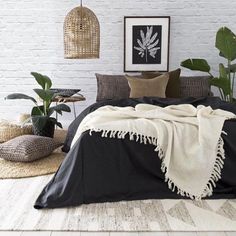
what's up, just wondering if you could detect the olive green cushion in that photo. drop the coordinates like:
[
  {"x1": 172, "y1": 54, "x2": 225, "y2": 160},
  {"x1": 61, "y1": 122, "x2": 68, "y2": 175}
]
[{"x1": 142, "y1": 68, "x2": 181, "y2": 98}]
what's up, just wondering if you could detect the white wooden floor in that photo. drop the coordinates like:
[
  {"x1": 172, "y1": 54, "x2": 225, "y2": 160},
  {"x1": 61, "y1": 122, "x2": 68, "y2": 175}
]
[{"x1": 0, "y1": 232, "x2": 235, "y2": 236}]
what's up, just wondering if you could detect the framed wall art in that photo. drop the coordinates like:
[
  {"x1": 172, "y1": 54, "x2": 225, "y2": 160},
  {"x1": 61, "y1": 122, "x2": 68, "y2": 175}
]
[{"x1": 124, "y1": 16, "x2": 170, "y2": 72}]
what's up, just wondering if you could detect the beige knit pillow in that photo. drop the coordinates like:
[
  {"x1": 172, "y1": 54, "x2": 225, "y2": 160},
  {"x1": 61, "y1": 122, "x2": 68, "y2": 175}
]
[
  {"x1": 126, "y1": 73, "x2": 169, "y2": 98},
  {"x1": 0, "y1": 135, "x2": 62, "y2": 162}
]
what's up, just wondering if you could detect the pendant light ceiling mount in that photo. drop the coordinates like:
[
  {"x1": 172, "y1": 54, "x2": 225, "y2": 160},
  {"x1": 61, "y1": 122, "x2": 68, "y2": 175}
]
[{"x1": 64, "y1": 0, "x2": 100, "y2": 59}]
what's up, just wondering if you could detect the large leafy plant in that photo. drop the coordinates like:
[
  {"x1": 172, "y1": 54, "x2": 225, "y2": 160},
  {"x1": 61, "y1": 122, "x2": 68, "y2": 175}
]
[
  {"x1": 181, "y1": 27, "x2": 236, "y2": 102},
  {"x1": 6, "y1": 72, "x2": 71, "y2": 128}
]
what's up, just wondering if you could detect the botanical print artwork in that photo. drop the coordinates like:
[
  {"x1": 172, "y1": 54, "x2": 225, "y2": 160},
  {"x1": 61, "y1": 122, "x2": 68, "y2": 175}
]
[
  {"x1": 133, "y1": 25, "x2": 162, "y2": 64},
  {"x1": 124, "y1": 16, "x2": 170, "y2": 72}
]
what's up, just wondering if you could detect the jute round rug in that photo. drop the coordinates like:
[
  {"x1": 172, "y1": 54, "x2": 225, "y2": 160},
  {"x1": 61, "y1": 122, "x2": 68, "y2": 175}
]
[
  {"x1": 0, "y1": 129, "x2": 67, "y2": 179},
  {"x1": 0, "y1": 149, "x2": 65, "y2": 179}
]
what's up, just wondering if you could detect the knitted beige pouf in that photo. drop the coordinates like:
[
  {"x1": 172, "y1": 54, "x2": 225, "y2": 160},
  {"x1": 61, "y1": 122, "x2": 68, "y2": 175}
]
[{"x1": 0, "y1": 120, "x2": 33, "y2": 143}]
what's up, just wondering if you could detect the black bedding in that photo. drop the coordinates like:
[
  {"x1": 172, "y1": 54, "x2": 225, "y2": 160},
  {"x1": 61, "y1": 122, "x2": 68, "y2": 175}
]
[{"x1": 34, "y1": 97, "x2": 236, "y2": 209}]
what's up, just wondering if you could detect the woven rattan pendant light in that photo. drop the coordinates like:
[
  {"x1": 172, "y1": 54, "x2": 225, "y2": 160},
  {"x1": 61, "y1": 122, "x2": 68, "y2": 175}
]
[{"x1": 64, "y1": 0, "x2": 100, "y2": 59}]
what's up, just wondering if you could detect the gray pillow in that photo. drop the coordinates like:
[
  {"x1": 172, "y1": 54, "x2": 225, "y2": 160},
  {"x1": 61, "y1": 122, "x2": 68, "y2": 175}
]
[
  {"x1": 0, "y1": 135, "x2": 61, "y2": 162},
  {"x1": 96, "y1": 73, "x2": 130, "y2": 101},
  {"x1": 180, "y1": 76, "x2": 211, "y2": 98}
]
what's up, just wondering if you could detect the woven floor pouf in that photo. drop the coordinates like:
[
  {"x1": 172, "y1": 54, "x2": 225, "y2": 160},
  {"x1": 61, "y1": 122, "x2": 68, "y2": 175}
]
[{"x1": 0, "y1": 120, "x2": 33, "y2": 143}]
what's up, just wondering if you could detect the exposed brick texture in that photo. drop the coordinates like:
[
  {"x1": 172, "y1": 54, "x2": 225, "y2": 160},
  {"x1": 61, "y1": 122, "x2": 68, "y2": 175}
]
[{"x1": 0, "y1": 0, "x2": 235, "y2": 126}]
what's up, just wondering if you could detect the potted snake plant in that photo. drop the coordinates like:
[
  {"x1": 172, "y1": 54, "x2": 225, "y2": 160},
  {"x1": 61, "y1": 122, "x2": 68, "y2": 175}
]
[{"x1": 5, "y1": 72, "x2": 71, "y2": 138}]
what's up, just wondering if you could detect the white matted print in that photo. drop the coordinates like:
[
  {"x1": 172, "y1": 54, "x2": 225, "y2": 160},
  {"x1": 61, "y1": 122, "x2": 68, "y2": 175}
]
[{"x1": 124, "y1": 16, "x2": 170, "y2": 72}]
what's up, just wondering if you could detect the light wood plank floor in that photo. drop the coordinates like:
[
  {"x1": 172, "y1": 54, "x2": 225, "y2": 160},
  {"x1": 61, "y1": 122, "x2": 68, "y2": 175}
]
[{"x1": 0, "y1": 232, "x2": 235, "y2": 236}]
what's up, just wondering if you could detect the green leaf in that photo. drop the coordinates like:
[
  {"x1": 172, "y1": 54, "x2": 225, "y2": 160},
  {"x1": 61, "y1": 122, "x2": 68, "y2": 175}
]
[
  {"x1": 215, "y1": 27, "x2": 236, "y2": 61},
  {"x1": 210, "y1": 77, "x2": 231, "y2": 96},
  {"x1": 219, "y1": 63, "x2": 228, "y2": 79},
  {"x1": 31, "y1": 115, "x2": 48, "y2": 131},
  {"x1": 48, "y1": 104, "x2": 71, "y2": 117},
  {"x1": 33, "y1": 89, "x2": 54, "y2": 102},
  {"x1": 49, "y1": 117, "x2": 63, "y2": 129},
  {"x1": 56, "y1": 122, "x2": 63, "y2": 129},
  {"x1": 5, "y1": 93, "x2": 37, "y2": 104},
  {"x1": 31, "y1": 72, "x2": 52, "y2": 90},
  {"x1": 229, "y1": 63, "x2": 236, "y2": 73},
  {"x1": 219, "y1": 51, "x2": 225, "y2": 58},
  {"x1": 181, "y1": 59, "x2": 211, "y2": 73},
  {"x1": 31, "y1": 106, "x2": 44, "y2": 116}
]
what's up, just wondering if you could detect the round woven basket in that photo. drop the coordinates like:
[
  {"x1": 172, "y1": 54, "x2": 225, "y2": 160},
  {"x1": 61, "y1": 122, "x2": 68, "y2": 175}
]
[
  {"x1": 64, "y1": 6, "x2": 100, "y2": 59},
  {"x1": 0, "y1": 121, "x2": 33, "y2": 143}
]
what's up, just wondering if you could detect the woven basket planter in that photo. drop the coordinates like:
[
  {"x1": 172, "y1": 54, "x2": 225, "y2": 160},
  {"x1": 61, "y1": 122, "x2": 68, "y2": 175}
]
[
  {"x1": 64, "y1": 6, "x2": 100, "y2": 59},
  {"x1": 0, "y1": 121, "x2": 33, "y2": 143}
]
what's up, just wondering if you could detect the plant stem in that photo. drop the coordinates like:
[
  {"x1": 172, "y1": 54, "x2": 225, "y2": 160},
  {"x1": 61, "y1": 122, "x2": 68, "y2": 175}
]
[
  {"x1": 145, "y1": 48, "x2": 148, "y2": 63},
  {"x1": 218, "y1": 88, "x2": 224, "y2": 100},
  {"x1": 228, "y1": 59, "x2": 232, "y2": 102},
  {"x1": 232, "y1": 72, "x2": 235, "y2": 98},
  {"x1": 44, "y1": 83, "x2": 49, "y2": 116},
  {"x1": 208, "y1": 72, "x2": 214, "y2": 78}
]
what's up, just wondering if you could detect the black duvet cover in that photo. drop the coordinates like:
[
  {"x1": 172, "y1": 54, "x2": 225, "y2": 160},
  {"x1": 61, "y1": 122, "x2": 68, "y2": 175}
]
[{"x1": 34, "y1": 97, "x2": 236, "y2": 209}]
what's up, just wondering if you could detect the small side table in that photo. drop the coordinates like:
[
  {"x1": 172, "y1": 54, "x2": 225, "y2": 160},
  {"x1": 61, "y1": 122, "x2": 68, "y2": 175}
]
[{"x1": 53, "y1": 95, "x2": 86, "y2": 119}]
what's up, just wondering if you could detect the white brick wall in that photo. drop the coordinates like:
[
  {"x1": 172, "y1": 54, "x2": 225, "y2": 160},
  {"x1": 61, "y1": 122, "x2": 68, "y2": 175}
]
[{"x1": 0, "y1": 0, "x2": 236, "y2": 126}]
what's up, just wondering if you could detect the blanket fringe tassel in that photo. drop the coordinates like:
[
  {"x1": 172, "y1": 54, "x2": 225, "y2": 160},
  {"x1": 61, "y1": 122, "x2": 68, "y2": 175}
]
[{"x1": 89, "y1": 128, "x2": 226, "y2": 200}]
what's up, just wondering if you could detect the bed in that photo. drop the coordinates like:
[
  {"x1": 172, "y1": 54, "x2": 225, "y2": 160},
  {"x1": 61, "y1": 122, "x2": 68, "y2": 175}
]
[{"x1": 34, "y1": 95, "x2": 236, "y2": 209}]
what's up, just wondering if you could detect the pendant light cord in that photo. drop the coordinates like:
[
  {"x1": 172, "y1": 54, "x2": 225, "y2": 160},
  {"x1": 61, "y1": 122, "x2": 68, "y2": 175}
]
[{"x1": 80, "y1": 0, "x2": 83, "y2": 29}]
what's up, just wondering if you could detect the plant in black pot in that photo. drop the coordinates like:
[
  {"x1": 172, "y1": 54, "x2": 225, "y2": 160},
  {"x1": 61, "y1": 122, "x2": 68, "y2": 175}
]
[{"x1": 5, "y1": 72, "x2": 71, "y2": 138}]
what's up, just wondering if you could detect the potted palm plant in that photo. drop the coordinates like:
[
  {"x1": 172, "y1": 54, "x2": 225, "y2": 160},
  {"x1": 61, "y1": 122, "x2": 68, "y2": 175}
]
[
  {"x1": 5, "y1": 72, "x2": 71, "y2": 138},
  {"x1": 181, "y1": 27, "x2": 236, "y2": 102}
]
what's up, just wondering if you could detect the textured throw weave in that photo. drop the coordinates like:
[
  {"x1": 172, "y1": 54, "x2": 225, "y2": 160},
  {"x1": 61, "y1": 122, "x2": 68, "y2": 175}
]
[
  {"x1": 0, "y1": 135, "x2": 61, "y2": 162},
  {"x1": 71, "y1": 104, "x2": 236, "y2": 199},
  {"x1": 180, "y1": 76, "x2": 211, "y2": 97}
]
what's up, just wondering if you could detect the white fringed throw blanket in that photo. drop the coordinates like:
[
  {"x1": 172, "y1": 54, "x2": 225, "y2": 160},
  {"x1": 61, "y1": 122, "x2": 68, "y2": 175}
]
[{"x1": 71, "y1": 104, "x2": 236, "y2": 199}]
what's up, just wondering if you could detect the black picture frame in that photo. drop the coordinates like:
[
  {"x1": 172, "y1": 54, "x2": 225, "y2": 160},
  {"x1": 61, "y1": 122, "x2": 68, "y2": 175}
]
[{"x1": 124, "y1": 16, "x2": 170, "y2": 72}]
